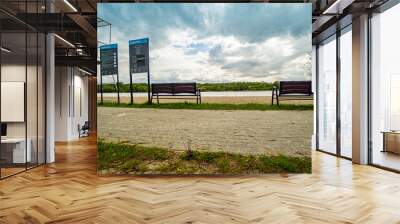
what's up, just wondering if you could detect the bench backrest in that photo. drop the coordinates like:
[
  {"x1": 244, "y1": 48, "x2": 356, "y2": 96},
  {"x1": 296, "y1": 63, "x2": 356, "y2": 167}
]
[
  {"x1": 152, "y1": 83, "x2": 197, "y2": 94},
  {"x1": 151, "y1": 83, "x2": 174, "y2": 94},
  {"x1": 279, "y1": 81, "x2": 312, "y2": 95}
]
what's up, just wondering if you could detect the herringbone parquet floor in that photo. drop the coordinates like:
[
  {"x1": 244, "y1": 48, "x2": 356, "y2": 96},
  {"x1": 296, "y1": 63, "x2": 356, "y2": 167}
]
[{"x1": 1, "y1": 135, "x2": 400, "y2": 224}]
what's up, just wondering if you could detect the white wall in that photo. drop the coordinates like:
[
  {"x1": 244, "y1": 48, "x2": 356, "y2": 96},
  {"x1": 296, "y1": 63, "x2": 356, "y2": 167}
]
[
  {"x1": 55, "y1": 67, "x2": 89, "y2": 141},
  {"x1": 74, "y1": 72, "x2": 89, "y2": 133},
  {"x1": 55, "y1": 66, "x2": 70, "y2": 141}
]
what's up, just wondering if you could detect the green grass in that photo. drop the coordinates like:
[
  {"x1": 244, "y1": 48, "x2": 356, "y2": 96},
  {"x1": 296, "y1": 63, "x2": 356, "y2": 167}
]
[
  {"x1": 97, "y1": 141, "x2": 311, "y2": 174},
  {"x1": 97, "y1": 102, "x2": 313, "y2": 111},
  {"x1": 98, "y1": 82, "x2": 277, "y2": 93}
]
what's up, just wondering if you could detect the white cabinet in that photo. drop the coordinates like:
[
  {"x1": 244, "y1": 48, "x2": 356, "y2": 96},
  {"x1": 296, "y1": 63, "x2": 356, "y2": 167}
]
[{"x1": 1, "y1": 138, "x2": 32, "y2": 163}]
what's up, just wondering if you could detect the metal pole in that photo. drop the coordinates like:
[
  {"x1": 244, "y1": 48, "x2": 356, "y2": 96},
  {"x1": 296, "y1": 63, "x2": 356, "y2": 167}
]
[
  {"x1": 147, "y1": 42, "x2": 151, "y2": 104},
  {"x1": 129, "y1": 49, "x2": 133, "y2": 104},
  {"x1": 100, "y1": 73, "x2": 103, "y2": 104},
  {"x1": 44, "y1": 2, "x2": 47, "y2": 164},
  {"x1": 36, "y1": 0, "x2": 39, "y2": 166},
  {"x1": 116, "y1": 46, "x2": 120, "y2": 104},
  {"x1": 336, "y1": 28, "x2": 341, "y2": 157},
  {"x1": 130, "y1": 73, "x2": 133, "y2": 104},
  {"x1": 25, "y1": 1, "x2": 28, "y2": 171},
  {"x1": 117, "y1": 72, "x2": 120, "y2": 104},
  {"x1": 147, "y1": 65, "x2": 151, "y2": 104},
  {"x1": 315, "y1": 44, "x2": 319, "y2": 151},
  {"x1": 367, "y1": 11, "x2": 372, "y2": 164}
]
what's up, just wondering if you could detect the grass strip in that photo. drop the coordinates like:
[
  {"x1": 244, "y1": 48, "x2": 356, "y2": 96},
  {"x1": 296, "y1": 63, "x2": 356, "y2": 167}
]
[{"x1": 97, "y1": 141, "x2": 311, "y2": 174}]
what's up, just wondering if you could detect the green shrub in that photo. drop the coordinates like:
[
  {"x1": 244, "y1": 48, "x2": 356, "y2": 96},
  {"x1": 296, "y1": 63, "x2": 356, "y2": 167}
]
[
  {"x1": 193, "y1": 151, "x2": 219, "y2": 162},
  {"x1": 137, "y1": 164, "x2": 149, "y2": 173},
  {"x1": 136, "y1": 146, "x2": 170, "y2": 160},
  {"x1": 258, "y1": 155, "x2": 311, "y2": 173},
  {"x1": 97, "y1": 141, "x2": 311, "y2": 174},
  {"x1": 216, "y1": 158, "x2": 231, "y2": 173},
  {"x1": 119, "y1": 159, "x2": 141, "y2": 172}
]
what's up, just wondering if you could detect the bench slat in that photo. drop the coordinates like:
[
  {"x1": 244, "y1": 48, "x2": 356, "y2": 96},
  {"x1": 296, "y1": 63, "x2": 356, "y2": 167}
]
[
  {"x1": 272, "y1": 81, "x2": 313, "y2": 105},
  {"x1": 153, "y1": 86, "x2": 174, "y2": 94},
  {"x1": 279, "y1": 81, "x2": 312, "y2": 95},
  {"x1": 174, "y1": 85, "x2": 196, "y2": 94},
  {"x1": 152, "y1": 83, "x2": 198, "y2": 95},
  {"x1": 151, "y1": 83, "x2": 201, "y2": 104}
]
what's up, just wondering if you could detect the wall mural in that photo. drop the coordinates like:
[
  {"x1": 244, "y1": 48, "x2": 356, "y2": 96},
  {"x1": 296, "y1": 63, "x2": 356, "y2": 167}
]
[{"x1": 97, "y1": 3, "x2": 313, "y2": 174}]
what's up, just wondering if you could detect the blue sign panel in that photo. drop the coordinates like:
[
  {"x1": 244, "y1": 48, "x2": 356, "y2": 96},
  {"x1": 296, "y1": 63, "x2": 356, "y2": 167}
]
[
  {"x1": 129, "y1": 38, "x2": 149, "y2": 74},
  {"x1": 100, "y1": 44, "x2": 118, "y2": 76},
  {"x1": 100, "y1": 43, "x2": 118, "y2": 50},
  {"x1": 129, "y1": 38, "x2": 149, "y2": 46}
]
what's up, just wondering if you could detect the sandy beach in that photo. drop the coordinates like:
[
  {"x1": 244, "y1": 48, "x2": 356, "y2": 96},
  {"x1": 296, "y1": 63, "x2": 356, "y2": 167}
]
[{"x1": 98, "y1": 107, "x2": 313, "y2": 156}]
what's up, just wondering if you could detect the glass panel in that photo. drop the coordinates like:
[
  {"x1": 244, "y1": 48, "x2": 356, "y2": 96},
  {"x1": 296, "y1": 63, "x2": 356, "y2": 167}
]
[
  {"x1": 371, "y1": 4, "x2": 400, "y2": 171},
  {"x1": 26, "y1": 0, "x2": 42, "y2": 169},
  {"x1": 340, "y1": 28, "x2": 352, "y2": 158},
  {"x1": 1, "y1": 31, "x2": 27, "y2": 177},
  {"x1": 27, "y1": 31, "x2": 38, "y2": 169},
  {"x1": 38, "y1": 32, "x2": 45, "y2": 165},
  {"x1": 0, "y1": 1, "x2": 46, "y2": 178},
  {"x1": 317, "y1": 36, "x2": 337, "y2": 154},
  {"x1": 312, "y1": 45, "x2": 317, "y2": 150}
]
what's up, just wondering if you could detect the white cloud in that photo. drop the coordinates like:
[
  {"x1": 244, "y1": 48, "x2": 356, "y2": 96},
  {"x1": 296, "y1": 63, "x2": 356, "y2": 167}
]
[{"x1": 98, "y1": 4, "x2": 311, "y2": 84}]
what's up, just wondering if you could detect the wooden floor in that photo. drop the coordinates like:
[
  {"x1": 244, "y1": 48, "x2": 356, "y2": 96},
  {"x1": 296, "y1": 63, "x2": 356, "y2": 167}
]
[
  {"x1": 1, "y1": 135, "x2": 400, "y2": 223},
  {"x1": 372, "y1": 151, "x2": 400, "y2": 171},
  {"x1": 1, "y1": 167, "x2": 26, "y2": 178}
]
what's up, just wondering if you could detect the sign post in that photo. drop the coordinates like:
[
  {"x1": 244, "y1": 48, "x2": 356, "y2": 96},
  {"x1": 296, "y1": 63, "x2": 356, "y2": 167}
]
[
  {"x1": 129, "y1": 38, "x2": 150, "y2": 104},
  {"x1": 100, "y1": 43, "x2": 119, "y2": 104},
  {"x1": 100, "y1": 69, "x2": 103, "y2": 104}
]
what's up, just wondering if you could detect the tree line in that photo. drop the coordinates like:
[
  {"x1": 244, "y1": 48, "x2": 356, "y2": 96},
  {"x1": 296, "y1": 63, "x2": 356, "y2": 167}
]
[{"x1": 97, "y1": 82, "x2": 277, "y2": 93}]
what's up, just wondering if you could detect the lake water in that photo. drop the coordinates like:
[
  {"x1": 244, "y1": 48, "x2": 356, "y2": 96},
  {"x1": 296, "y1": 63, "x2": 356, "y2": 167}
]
[{"x1": 99, "y1": 91, "x2": 272, "y2": 97}]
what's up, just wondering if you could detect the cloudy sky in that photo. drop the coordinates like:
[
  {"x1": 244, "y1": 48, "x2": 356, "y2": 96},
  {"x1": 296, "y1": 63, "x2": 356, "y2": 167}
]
[{"x1": 98, "y1": 3, "x2": 311, "y2": 84}]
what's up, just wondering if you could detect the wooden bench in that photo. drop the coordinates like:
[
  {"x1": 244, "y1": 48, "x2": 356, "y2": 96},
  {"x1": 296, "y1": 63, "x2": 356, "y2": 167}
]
[
  {"x1": 271, "y1": 81, "x2": 313, "y2": 105},
  {"x1": 151, "y1": 83, "x2": 202, "y2": 104}
]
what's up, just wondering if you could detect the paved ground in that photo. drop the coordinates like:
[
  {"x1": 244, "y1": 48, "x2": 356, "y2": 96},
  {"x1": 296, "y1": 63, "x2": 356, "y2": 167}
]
[{"x1": 98, "y1": 107, "x2": 313, "y2": 156}]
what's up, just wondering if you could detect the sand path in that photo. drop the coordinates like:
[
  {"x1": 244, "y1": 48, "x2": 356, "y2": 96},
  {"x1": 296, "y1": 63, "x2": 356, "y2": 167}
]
[{"x1": 98, "y1": 107, "x2": 313, "y2": 156}]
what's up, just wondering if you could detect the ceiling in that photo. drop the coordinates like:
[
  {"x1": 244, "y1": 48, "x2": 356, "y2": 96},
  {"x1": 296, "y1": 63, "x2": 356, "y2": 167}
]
[
  {"x1": 0, "y1": 0, "x2": 99, "y2": 74},
  {"x1": 311, "y1": 0, "x2": 390, "y2": 43},
  {"x1": 1, "y1": 0, "x2": 395, "y2": 74}
]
